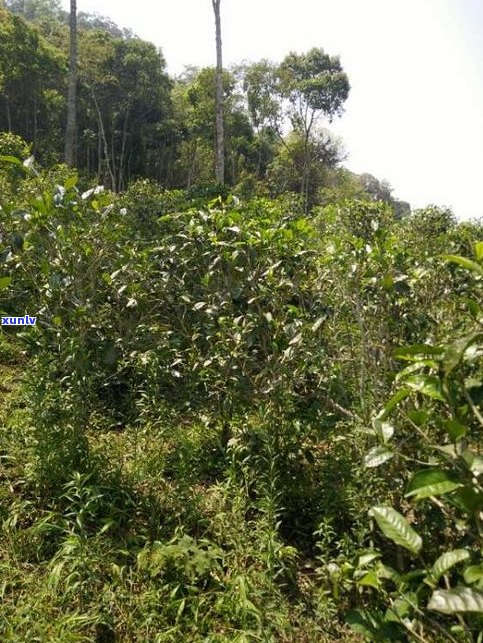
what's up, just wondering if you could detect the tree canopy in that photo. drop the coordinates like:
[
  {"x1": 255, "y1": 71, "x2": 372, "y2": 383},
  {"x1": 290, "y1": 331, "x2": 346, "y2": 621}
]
[{"x1": 0, "y1": 2, "x2": 402, "y2": 209}]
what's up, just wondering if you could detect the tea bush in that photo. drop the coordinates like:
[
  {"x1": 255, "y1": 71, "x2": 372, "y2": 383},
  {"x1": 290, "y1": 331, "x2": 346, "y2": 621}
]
[{"x1": 1, "y1": 163, "x2": 482, "y2": 641}]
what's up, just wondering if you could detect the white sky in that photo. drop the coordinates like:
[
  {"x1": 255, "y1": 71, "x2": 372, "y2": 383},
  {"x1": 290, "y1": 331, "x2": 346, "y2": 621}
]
[{"x1": 61, "y1": 0, "x2": 483, "y2": 220}]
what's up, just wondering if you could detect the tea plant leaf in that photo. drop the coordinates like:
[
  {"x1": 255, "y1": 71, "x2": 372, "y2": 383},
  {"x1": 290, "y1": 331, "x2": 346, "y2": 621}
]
[
  {"x1": 373, "y1": 419, "x2": 394, "y2": 443},
  {"x1": 404, "y1": 374, "x2": 445, "y2": 401},
  {"x1": 370, "y1": 506, "x2": 422, "y2": 554},
  {"x1": 442, "y1": 419, "x2": 467, "y2": 441},
  {"x1": 0, "y1": 276, "x2": 12, "y2": 290},
  {"x1": 463, "y1": 565, "x2": 483, "y2": 585},
  {"x1": 461, "y1": 450, "x2": 483, "y2": 476},
  {"x1": 441, "y1": 254, "x2": 483, "y2": 276},
  {"x1": 393, "y1": 344, "x2": 444, "y2": 361},
  {"x1": 357, "y1": 551, "x2": 381, "y2": 568},
  {"x1": 428, "y1": 587, "x2": 483, "y2": 613},
  {"x1": 363, "y1": 446, "x2": 394, "y2": 468},
  {"x1": 426, "y1": 550, "x2": 470, "y2": 586},
  {"x1": 450, "y1": 487, "x2": 483, "y2": 514},
  {"x1": 376, "y1": 388, "x2": 410, "y2": 420},
  {"x1": 346, "y1": 609, "x2": 379, "y2": 640},
  {"x1": 0, "y1": 155, "x2": 23, "y2": 166},
  {"x1": 64, "y1": 175, "x2": 78, "y2": 190},
  {"x1": 444, "y1": 332, "x2": 483, "y2": 373},
  {"x1": 357, "y1": 571, "x2": 380, "y2": 589},
  {"x1": 464, "y1": 298, "x2": 480, "y2": 319},
  {"x1": 405, "y1": 469, "x2": 462, "y2": 500}
]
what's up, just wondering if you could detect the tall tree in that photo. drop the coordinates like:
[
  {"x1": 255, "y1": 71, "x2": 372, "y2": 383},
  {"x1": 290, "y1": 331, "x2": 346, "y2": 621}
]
[
  {"x1": 64, "y1": 0, "x2": 77, "y2": 166},
  {"x1": 0, "y1": 8, "x2": 65, "y2": 159},
  {"x1": 211, "y1": 0, "x2": 224, "y2": 183},
  {"x1": 278, "y1": 48, "x2": 350, "y2": 212},
  {"x1": 171, "y1": 67, "x2": 252, "y2": 188},
  {"x1": 5, "y1": 0, "x2": 63, "y2": 21}
]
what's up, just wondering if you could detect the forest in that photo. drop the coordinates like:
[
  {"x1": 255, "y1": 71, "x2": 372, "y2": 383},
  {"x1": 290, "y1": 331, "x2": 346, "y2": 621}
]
[{"x1": 0, "y1": 0, "x2": 482, "y2": 641}]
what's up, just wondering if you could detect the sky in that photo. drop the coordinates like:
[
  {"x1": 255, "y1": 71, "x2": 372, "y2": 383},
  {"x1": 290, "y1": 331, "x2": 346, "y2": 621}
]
[{"x1": 60, "y1": 0, "x2": 483, "y2": 220}]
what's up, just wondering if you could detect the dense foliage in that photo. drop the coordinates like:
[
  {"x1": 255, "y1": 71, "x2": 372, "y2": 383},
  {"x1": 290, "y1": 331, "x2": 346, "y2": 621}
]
[
  {"x1": 0, "y1": 141, "x2": 481, "y2": 641},
  {"x1": 0, "y1": 0, "x2": 410, "y2": 214},
  {"x1": 0, "y1": 2, "x2": 481, "y2": 640}
]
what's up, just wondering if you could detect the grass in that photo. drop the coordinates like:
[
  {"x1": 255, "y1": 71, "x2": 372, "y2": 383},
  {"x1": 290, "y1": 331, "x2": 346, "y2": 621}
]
[{"x1": 0, "y1": 333, "x2": 363, "y2": 641}]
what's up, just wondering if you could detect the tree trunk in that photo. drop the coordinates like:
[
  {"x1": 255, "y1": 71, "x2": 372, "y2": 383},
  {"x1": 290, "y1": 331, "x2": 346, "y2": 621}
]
[
  {"x1": 64, "y1": 0, "x2": 77, "y2": 166},
  {"x1": 118, "y1": 106, "x2": 130, "y2": 192},
  {"x1": 302, "y1": 133, "x2": 310, "y2": 215},
  {"x1": 187, "y1": 138, "x2": 198, "y2": 189},
  {"x1": 91, "y1": 88, "x2": 115, "y2": 190},
  {"x1": 33, "y1": 97, "x2": 37, "y2": 148},
  {"x1": 5, "y1": 99, "x2": 11, "y2": 132},
  {"x1": 212, "y1": 0, "x2": 224, "y2": 184}
]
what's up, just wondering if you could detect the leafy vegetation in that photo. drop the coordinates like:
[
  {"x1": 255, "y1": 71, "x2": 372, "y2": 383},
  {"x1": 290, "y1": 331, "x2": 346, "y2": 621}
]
[{"x1": 0, "y1": 1, "x2": 482, "y2": 641}]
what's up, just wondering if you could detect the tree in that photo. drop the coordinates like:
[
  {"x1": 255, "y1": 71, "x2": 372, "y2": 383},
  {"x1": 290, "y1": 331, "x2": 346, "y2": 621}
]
[
  {"x1": 278, "y1": 48, "x2": 350, "y2": 212},
  {"x1": 76, "y1": 12, "x2": 134, "y2": 39},
  {"x1": 171, "y1": 67, "x2": 253, "y2": 188},
  {"x1": 108, "y1": 38, "x2": 173, "y2": 189},
  {"x1": 267, "y1": 129, "x2": 343, "y2": 204},
  {"x1": 211, "y1": 0, "x2": 224, "y2": 184},
  {"x1": 64, "y1": 0, "x2": 77, "y2": 166},
  {"x1": 241, "y1": 60, "x2": 281, "y2": 178},
  {"x1": 0, "y1": 8, "x2": 65, "y2": 160},
  {"x1": 242, "y1": 60, "x2": 281, "y2": 134},
  {"x1": 77, "y1": 29, "x2": 172, "y2": 189},
  {"x1": 358, "y1": 173, "x2": 392, "y2": 202},
  {"x1": 5, "y1": 0, "x2": 63, "y2": 21}
]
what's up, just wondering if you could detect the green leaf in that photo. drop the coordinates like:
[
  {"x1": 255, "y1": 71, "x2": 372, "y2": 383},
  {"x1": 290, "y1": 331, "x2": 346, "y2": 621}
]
[
  {"x1": 442, "y1": 419, "x2": 467, "y2": 441},
  {"x1": 404, "y1": 374, "x2": 445, "y2": 401},
  {"x1": 358, "y1": 551, "x2": 381, "y2": 568},
  {"x1": 406, "y1": 469, "x2": 462, "y2": 500},
  {"x1": 373, "y1": 419, "x2": 394, "y2": 443},
  {"x1": 475, "y1": 241, "x2": 483, "y2": 262},
  {"x1": 408, "y1": 410, "x2": 429, "y2": 426},
  {"x1": 363, "y1": 446, "x2": 394, "y2": 468},
  {"x1": 357, "y1": 571, "x2": 380, "y2": 589},
  {"x1": 370, "y1": 506, "x2": 422, "y2": 554},
  {"x1": 464, "y1": 298, "x2": 480, "y2": 319},
  {"x1": 395, "y1": 361, "x2": 437, "y2": 382},
  {"x1": 347, "y1": 608, "x2": 404, "y2": 641},
  {"x1": 442, "y1": 254, "x2": 483, "y2": 276},
  {"x1": 382, "y1": 273, "x2": 394, "y2": 290},
  {"x1": 0, "y1": 276, "x2": 12, "y2": 290},
  {"x1": 394, "y1": 344, "x2": 444, "y2": 361},
  {"x1": 401, "y1": 569, "x2": 427, "y2": 583},
  {"x1": 463, "y1": 565, "x2": 483, "y2": 585},
  {"x1": 376, "y1": 388, "x2": 410, "y2": 420},
  {"x1": 443, "y1": 332, "x2": 483, "y2": 373},
  {"x1": 346, "y1": 609, "x2": 379, "y2": 640},
  {"x1": 64, "y1": 175, "x2": 78, "y2": 190},
  {"x1": 0, "y1": 155, "x2": 23, "y2": 166},
  {"x1": 428, "y1": 587, "x2": 483, "y2": 613},
  {"x1": 461, "y1": 450, "x2": 483, "y2": 475},
  {"x1": 427, "y1": 550, "x2": 470, "y2": 586},
  {"x1": 376, "y1": 563, "x2": 401, "y2": 584},
  {"x1": 392, "y1": 592, "x2": 418, "y2": 618},
  {"x1": 450, "y1": 487, "x2": 483, "y2": 514}
]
